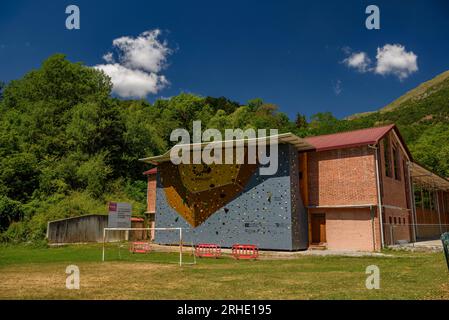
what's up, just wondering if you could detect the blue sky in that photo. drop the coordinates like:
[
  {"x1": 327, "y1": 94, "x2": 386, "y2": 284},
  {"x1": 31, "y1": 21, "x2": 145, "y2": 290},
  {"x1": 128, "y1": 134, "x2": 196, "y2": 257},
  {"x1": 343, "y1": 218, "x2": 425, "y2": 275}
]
[{"x1": 1, "y1": 0, "x2": 449, "y2": 119}]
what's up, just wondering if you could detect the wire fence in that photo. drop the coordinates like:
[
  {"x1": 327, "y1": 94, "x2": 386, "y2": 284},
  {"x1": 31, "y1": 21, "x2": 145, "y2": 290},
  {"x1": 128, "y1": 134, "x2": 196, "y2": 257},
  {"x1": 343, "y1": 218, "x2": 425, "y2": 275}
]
[{"x1": 383, "y1": 223, "x2": 449, "y2": 246}]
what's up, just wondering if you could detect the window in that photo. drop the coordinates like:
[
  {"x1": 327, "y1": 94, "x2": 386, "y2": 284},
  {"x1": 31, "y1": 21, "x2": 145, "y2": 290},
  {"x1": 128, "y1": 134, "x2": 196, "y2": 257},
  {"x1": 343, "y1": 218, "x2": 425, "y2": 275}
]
[
  {"x1": 392, "y1": 146, "x2": 401, "y2": 180},
  {"x1": 394, "y1": 217, "x2": 397, "y2": 224},
  {"x1": 389, "y1": 217, "x2": 393, "y2": 224},
  {"x1": 384, "y1": 136, "x2": 392, "y2": 177}
]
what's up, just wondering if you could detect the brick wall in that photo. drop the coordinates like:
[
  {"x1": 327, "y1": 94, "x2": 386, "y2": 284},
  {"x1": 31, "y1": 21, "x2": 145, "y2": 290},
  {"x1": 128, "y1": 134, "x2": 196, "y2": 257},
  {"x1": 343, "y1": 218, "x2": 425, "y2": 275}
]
[
  {"x1": 147, "y1": 173, "x2": 157, "y2": 213},
  {"x1": 309, "y1": 207, "x2": 381, "y2": 251},
  {"x1": 305, "y1": 145, "x2": 383, "y2": 251},
  {"x1": 378, "y1": 132, "x2": 412, "y2": 244},
  {"x1": 379, "y1": 132, "x2": 409, "y2": 209},
  {"x1": 307, "y1": 146, "x2": 377, "y2": 206}
]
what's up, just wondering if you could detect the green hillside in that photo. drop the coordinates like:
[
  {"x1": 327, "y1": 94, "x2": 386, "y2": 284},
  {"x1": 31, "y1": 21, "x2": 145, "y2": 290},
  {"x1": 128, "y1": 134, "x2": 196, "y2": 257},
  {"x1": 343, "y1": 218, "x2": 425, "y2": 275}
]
[
  {"x1": 324, "y1": 70, "x2": 449, "y2": 178},
  {"x1": 348, "y1": 70, "x2": 449, "y2": 119},
  {"x1": 0, "y1": 54, "x2": 447, "y2": 243},
  {"x1": 0, "y1": 55, "x2": 298, "y2": 241},
  {"x1": 381, "y1": 70, "x2": 449, "y2": 113}
]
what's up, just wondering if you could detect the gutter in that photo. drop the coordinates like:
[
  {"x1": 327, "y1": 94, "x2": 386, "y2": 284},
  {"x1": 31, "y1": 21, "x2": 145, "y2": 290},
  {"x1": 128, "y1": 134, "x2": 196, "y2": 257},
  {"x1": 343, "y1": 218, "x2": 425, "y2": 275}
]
[
  {"x1": 370, "y1": 206, "x2": 376, "y2": 252},
  {"x1": 369, "y1": 144, "x2": 385, "y2": 249}
]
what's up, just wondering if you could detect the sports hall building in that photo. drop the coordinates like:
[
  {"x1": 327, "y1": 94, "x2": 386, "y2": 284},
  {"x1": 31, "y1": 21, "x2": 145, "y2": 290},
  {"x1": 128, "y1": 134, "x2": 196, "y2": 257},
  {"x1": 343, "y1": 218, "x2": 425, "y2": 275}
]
[{"x1": 141, "y1": 125, "x2": 449, "y2": 251}]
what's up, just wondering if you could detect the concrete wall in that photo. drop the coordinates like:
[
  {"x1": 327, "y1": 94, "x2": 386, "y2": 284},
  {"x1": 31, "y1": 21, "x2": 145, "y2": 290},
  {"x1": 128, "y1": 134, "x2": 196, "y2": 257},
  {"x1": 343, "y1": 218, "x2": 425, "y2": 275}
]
[
  {"x1": 154, "y1": 144, "x2": 308, "y2": 251},
  {"x1": 47, "y1": 215, "x2": 110, "y2": 243},
  {"x1": 47, "y1": 215, "x2": 146, "y2": 243}
]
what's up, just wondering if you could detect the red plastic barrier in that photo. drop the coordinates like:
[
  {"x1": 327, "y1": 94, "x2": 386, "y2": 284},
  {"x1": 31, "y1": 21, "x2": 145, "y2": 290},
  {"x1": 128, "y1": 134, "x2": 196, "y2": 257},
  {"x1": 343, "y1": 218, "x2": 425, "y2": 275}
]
[
  {"x1": 129, "y1": 242, "x2": 151, "y2": 254},
  {"x1": 232, "y1": 244, "x2": 259, "y2": 260},
  {"x1": 195, "y1": 244, "x2": 221, "y2": 258}
]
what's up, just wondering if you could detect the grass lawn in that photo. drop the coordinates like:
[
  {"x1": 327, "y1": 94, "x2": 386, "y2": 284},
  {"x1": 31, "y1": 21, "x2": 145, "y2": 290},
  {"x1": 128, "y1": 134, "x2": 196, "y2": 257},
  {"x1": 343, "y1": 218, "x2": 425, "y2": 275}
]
[{"x1": 0, "y1": 244, "x2": 448, "y2": 300}]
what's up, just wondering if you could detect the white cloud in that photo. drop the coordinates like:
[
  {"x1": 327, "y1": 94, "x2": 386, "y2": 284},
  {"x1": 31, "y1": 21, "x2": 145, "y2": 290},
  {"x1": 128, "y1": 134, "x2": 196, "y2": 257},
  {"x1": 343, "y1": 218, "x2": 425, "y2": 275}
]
[
  {"x1": 112, "y1": 29, "x2": 170, "y2": 73},
  {"x1": 374, "y1": 44, "x2": 418, "y2": 80},
  {"x1": 343, "y1": 52, "x2": 371, "y2": 73},
  {"x1": 94, "y1": 29, "x2": 171, "y2": 98},
  {"x1": 95, "y1": 63, "x2": 168, "y2": 98},
  {"x1": 342, "y1": 44, "x2": 418, "y2": 80},
  {"x1": 102, "y1": 52, "x2": 114, "y2": 63}
]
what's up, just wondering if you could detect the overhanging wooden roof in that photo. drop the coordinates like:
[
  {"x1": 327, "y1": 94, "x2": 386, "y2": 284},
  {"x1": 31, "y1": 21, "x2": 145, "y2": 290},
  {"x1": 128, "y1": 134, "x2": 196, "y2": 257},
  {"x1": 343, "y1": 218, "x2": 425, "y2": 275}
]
[
  {"x1": 410, "y1": 162, "x2": 449, "y2": 191},
  {"x1": 139, "y1": 133, "x2": 315, "y2": 164}
]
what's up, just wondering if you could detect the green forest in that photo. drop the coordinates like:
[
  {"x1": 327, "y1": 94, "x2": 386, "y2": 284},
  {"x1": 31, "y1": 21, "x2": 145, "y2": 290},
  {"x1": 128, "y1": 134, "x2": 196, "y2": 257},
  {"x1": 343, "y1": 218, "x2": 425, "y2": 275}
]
[{"x1": 1, "y1": 54, "x2": 448, "y2": 242}]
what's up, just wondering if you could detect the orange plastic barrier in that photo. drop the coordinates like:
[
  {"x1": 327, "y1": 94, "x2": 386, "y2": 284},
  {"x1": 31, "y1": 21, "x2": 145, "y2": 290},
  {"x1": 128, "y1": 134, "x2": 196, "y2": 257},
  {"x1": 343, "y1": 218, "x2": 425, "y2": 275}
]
[
  {"x1": 129, "y1": 242, "x2": 151, "y2": 254},
  {"x1": 232, "y1": 244, "x2": 259, "y2": 260},
  {"x1": 195, "y1": 244, "x2": 221, "y2": 258}
]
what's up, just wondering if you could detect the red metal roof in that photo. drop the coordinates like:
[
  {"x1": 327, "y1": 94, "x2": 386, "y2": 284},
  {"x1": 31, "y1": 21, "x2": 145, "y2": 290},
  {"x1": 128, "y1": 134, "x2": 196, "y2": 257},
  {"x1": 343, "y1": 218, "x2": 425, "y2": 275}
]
[
  {"x1": 143, "y1": 167, "x2": 157, "y2": 175},
  {"x1": 304, "y1": 124, "x2": 396, "y2": 152}
]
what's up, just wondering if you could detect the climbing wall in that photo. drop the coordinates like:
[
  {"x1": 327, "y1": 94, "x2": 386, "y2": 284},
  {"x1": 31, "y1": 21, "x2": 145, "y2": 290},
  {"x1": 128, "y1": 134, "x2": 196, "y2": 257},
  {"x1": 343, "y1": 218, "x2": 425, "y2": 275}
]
[
  {"x1": 154, "y1": 144, "x2": 308, "y2": 251},
  {"x1": 159, "y1": 160, "x2": 258, "y2": 227}
]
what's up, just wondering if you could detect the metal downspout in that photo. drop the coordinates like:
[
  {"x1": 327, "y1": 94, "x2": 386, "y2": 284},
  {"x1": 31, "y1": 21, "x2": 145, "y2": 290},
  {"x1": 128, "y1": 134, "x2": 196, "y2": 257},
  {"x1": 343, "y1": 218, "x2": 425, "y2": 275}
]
[
  {"x1": 407, "y1": 161, "x2": 417, "y2": 242},
  {"x1": 370, "y1": 144, "x2": 385, "y2": 249},
  {"x1": 370, "y1": 206, "x2": 376, "y2": 251}
]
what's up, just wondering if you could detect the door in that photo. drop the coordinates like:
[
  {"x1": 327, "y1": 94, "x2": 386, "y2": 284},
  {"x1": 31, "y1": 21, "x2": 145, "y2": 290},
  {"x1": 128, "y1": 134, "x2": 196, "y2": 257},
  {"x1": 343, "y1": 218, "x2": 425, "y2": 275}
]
[{"x1": 311, "y1": 213, "x2": 326, "y2": 244}]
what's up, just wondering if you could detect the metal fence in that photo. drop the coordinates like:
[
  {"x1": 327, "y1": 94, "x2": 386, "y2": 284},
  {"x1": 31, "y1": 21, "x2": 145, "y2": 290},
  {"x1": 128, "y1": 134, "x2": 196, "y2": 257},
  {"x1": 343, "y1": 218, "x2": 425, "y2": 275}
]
[{"x1": 383, "y1": 223, "x2": 449, "y2": 246}]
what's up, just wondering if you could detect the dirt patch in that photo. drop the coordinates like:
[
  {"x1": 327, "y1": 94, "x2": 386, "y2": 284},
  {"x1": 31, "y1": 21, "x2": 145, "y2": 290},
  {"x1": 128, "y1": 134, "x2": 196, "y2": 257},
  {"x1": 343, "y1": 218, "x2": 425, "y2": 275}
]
[{"x1": 0, "y1": 262, "x2": 178, "y2": 299}]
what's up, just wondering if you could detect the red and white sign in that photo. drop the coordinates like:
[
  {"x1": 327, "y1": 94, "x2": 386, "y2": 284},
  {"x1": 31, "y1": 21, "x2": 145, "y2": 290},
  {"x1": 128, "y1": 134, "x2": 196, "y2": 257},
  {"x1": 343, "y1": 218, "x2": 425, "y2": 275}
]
[{"x1": 108, "y1": 202, "x2": 132, "y2": 228}]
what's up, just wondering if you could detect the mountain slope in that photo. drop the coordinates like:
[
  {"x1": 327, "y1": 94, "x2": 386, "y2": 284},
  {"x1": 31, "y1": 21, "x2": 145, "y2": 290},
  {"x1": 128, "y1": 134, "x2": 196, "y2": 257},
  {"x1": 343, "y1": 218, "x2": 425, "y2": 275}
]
[
  {"x1": 347, "y1": 70, "x2": 449, "y2": 120},
  {"x1": 338, "y1": 70, "x2": 449, "y2": 178},
  {"x1": 380, "y1": 69, "x2": 449, "y2": 113}
]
